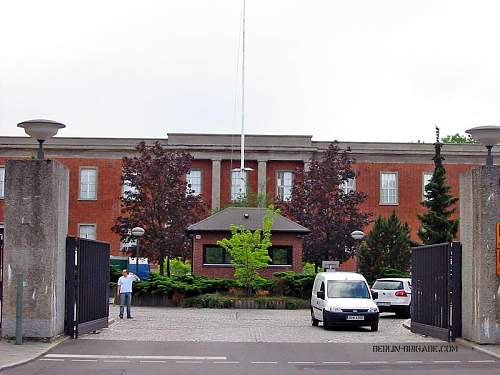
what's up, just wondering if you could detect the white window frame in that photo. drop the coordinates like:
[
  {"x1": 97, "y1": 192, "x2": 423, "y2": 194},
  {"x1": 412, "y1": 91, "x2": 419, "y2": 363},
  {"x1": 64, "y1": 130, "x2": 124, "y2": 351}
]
[
  {"x1": 231, "y1": 170, "x2": 247, "y2": 201},
  {"x1": 341, "y1": 177, "x2": 356, "y2": 194},
  {"x1": 186, "y1": 169, "x2": 202, "y2": 196},
  {"x1": 422, "y1": 172, "x2": 433, "y2": 201},
  {"x1": 0, "y1": 166, "x2": 5, "y2": 199},
  {"x1": 380, "y1": 172, "x2": 399, "y2": 205},
  {"x1": 78, "y1": 223, "x2": 97, "y2": 240},
  {"x1": 276, "y1": 170, "x2": 293, "y2": 201},
  {"x1": 79, "y1": 167, "x2": 98, "y2": 200}
]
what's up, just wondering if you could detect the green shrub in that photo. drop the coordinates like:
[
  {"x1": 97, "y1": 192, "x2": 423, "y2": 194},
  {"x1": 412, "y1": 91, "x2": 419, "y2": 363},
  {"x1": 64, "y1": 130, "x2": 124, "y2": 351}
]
[
  {"x1": 273, "y1": 271, "x2": 315, "y2": 298},
  {"x1": 378, "y1": 267, "x2": 411, "y2": 279},
  {"x1": 164, "y1": 257, "x2": 192, "y2": 277},
  {"x1": 110, "y1": 264, "x2": 122, "y2": 283},
  {"x1": 181, "y1": 294, "x2": 309, "y2": 309}
]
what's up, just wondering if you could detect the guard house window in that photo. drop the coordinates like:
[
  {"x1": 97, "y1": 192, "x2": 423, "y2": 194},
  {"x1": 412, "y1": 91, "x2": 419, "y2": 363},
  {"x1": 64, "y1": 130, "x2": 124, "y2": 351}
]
[
  {"x1": 341, "y1": 177, "x2": 356, "y2": 194},
  {"x1": 268, "y1": 246, "x2": 293, "y2": 266},
  {"x1": 276, "y1": 171, "x2": 293, "y2": 201},
  {"x1": 380, "y1": 172, "x2": 398, "y2": 205},
  {"x1": 231, "y1": 170, "x2": 247, "y2": 201},
  {"x1": 0, "y1": 166, "x2": 4, "y2": 199},
  {"x1": 422, "y1": 172, "x2": 433, "y2": 201},
  {"x1": 186, "y1": 170, "x2": 202, "y2": 196},
  {"x1": 80, "y1": 168, "x2": 97, "y2": 200},
  {"x1": 203, "y1": 245, "x2": 232, "y2": 265},
  {"x1": 79, "y1": 224, "x2": 96, "y2": 240}
]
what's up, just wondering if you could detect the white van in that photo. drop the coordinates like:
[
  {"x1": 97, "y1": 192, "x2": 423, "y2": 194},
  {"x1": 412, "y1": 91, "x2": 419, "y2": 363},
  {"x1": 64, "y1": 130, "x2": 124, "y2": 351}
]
[{"x1": 311, "y1": 272, "x2": 380, "y2": 331}]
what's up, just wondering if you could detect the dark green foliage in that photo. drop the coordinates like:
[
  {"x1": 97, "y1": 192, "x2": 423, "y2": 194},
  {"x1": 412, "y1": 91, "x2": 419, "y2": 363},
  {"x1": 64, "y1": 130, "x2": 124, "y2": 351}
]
[
  {"x1": 181, "y1": 294, "x2": 309, "y2": 309},
  {"x1": 378, "y1": 267, "x2": 411, "y2": 279},
  {"x1": 133, "y1": 273, "x2": 238, "y2": 297},
  {"x1": 418, "y1": 127, "x2": 459, "y2": 244},
  {"x1": 110, "y1": 264, "x2": 122, "y2": 283},
  {"x1": 359, "y1": 212, "x2": 412, "y2": 283},
  {"x1": 273, "y1": 271, "x2": 316, "y2": 298},
  {"x1": 441, "y1": 133, "x2": 476, "y2": 144}
]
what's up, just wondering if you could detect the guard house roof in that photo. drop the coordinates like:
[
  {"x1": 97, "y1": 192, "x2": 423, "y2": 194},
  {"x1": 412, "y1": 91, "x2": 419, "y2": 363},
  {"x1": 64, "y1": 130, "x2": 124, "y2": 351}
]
[{"x1": 187, "y1": 207, "x2": 310, "y2": 234}]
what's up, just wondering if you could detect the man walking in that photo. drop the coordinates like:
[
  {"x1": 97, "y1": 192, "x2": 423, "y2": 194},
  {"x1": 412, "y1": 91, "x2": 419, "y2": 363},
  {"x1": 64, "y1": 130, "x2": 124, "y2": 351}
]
[{"x1": 117, "y1": 269, "x2": 140, "y2": 319}]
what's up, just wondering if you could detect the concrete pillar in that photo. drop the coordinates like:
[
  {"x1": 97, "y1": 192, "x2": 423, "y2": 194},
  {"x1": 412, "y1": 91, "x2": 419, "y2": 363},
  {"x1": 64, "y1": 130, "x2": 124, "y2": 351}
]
[
  {"x1": 460, "y1": 165, "x2": 500, "y2": 344},
  {"x1": 211, "y1": 158, "x2": 221, "y2": 211},
  {"x1": 257, "y1": 160, "x2": 267, "y2": 198},
  {"x1": 304, "y1": 160, "x2": 311, "y2": 172},
  {"x1": 1, "y1": 160, "x2": 69, "y2": 339}
]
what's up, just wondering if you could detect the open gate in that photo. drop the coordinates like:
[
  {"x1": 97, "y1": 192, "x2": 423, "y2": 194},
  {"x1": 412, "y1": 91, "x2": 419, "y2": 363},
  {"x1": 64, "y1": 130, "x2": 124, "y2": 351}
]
[
  {"x1": 411, "y1": 242, "x2": 462, "y2": 342},
  {"x1": 65, "y1": 236, "x2": 110, "y2": 338}
]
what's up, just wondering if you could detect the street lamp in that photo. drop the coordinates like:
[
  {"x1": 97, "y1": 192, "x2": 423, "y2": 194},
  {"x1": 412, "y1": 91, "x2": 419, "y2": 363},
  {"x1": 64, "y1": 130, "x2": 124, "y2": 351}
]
[
  {"x1": 131, "y1": 227, "x2": 145, "y2": 276},
  {"x1": 17, "y1": 119, "x2": 66, "y2": 160},
  {"x1": 466, "y1": 125, "x2": 500, "y2": 166},
  {"x1": 351, "y1": 230, "x2": 365, "y2": 273}
]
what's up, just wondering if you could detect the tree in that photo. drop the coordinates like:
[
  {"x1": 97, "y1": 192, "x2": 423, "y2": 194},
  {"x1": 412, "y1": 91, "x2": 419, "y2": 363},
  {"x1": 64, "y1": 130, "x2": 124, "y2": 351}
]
[
  {"x1": 441, "y1": 133, "x2": 476, "y2": 144},
  {"x1": 359, "y1": 212, "x2": 412, "y2": 282},
  {"x1": 418, "y1": 127, "x2": 459, "y2": 244},
  {"x1": 217, "y1": 208, "x2": 277, "y2": 295},
  {"x1": 113, "y1": 141, "x2": 207, "y2": 276},
  {"x1": 279, "y1": 143, "x2": 370, "y2": 271}
]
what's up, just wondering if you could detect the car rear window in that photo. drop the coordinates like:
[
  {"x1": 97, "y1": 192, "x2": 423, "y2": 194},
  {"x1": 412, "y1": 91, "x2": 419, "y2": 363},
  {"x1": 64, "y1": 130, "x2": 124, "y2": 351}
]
[{"x1": 372, "y1": 280, "x2": 404, "y2": 290}]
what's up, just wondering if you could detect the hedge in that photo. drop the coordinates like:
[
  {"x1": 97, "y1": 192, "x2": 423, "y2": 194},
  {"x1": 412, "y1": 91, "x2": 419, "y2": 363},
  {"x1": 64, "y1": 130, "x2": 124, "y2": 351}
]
[{"x1": 181, "y1": 294, "x2": 309, "y2": 309}]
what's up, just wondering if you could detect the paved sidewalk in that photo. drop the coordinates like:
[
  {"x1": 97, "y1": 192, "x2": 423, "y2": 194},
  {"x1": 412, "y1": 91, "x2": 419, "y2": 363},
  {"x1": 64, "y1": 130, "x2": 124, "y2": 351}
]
[
  {"x1": 456, "y1": 338, "x2": 500, "y2": 360},
  {"x1": 0, "y1": 337, "x2": 66, "y2": 371}
]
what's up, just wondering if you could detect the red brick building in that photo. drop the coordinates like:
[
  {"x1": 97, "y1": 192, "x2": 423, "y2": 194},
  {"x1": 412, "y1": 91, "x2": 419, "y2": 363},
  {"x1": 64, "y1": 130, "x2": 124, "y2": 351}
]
[
  {"x1": 0, "y1": 133, "x2": 491, "y2": 263},
  {"x1": 187, "y1": 207, "x2": 310, "y2": 277}
]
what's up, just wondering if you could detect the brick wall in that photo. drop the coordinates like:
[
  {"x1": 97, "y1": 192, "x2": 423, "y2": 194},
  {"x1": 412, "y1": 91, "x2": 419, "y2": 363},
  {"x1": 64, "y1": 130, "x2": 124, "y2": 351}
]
[{"x1": 191, "y1": 231, "x2": 304, "y2": 278}]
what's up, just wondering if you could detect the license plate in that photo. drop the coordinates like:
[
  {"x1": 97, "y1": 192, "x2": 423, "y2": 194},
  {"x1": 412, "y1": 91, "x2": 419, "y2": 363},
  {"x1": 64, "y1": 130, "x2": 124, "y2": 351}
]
[
  {"x1": 377, "y1": 302, "x2": 391, "y2": 306},
  {"x1": 346, "y1": 315, "x2": 364, "y2": 320}
]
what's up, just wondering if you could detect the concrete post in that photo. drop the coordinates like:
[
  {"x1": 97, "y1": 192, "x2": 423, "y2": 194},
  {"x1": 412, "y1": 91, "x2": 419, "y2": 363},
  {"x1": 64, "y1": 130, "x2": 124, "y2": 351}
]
[
  {"x1": 1, "y1": 160, "x2": 69, "y2": 339},
  {"x1": 460, "y1": 166, "x2": 500, "y2": 344},
  {"x1": 257, "y1": 160, "x2": 267, "y2": 198},
  {"x1": 211, "y1": 158, "x2": 221, "y2": 211},
  {"x1": 304, "y1": 160, "x2": 311, "y2": 172}
]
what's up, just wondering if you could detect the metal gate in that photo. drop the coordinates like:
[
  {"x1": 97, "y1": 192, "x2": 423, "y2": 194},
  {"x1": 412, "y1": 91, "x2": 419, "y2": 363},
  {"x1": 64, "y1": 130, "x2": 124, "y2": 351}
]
[
  {"x1": 66, "y1": 236, "x2": 110, "y2": 338},
  {"x1": 411, "y1": 242, "x2": 462, "y2": 342}
]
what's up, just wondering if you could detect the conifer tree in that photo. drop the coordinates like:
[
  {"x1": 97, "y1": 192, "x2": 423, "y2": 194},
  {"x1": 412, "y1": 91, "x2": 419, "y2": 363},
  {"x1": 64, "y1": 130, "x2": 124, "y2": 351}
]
[{"x1": 418, "y1": 127, "x2": 459, "y2": 244}]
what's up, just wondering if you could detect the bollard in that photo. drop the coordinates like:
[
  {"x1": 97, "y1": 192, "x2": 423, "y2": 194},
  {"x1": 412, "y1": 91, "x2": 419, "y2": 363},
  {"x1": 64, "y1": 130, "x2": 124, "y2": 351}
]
[{"x1": 15, "y1": 273, "x2": 24, "y2": 345}]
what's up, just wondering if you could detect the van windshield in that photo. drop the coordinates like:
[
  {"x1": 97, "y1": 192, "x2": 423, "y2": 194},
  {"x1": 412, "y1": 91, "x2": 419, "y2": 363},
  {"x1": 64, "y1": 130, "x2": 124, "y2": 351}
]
[{"x1": 327, "y1": 280, "x2": 370, "y2": 299}]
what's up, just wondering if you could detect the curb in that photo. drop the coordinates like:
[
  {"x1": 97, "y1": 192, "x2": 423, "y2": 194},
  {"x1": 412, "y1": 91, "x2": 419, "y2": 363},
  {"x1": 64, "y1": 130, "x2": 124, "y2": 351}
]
[
  {"x1": 0, "y1": 335, "x2": 69, "y2": 372},
  {"x1": 402, "y1": 319, "x2": 411, "y2": 330},
  {"x1": 456, "y1": 338, "x2": 500, "y2": 360}
]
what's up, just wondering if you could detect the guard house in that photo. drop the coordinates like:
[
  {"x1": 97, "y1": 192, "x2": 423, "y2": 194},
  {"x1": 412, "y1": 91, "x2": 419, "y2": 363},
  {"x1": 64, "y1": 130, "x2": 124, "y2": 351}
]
[{"x1": 187, "y1": 207, "x2": 310, "y2": 278}]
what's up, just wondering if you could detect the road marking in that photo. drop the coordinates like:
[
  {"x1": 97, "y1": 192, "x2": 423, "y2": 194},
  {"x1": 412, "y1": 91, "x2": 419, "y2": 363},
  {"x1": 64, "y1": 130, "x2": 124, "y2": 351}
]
[
  {"x1": 71, "y1": 359, "x2": 98, "y2": 362},
  {"x1": 360, "y1": 361, "x2": 388, "y2": 364},
  {"x1": 288, "y1": 361, "x2": 315, "y2": 364},
  {"x1": 45, "y1": 354, "x2": 226, "y2": 361},
  {"x1": 213, "y1": 361, "x2": 240, "y2": 364},
  {"x1": 468, "y1": 360, "x2": 495, "y2": 363},
  {"x1": 251, "y1": 361, "x2": 278, "y2": 364},
  {"x1": 104, "y1": 360, "x2": 130, "y2": 363},
  {"x1": 396, "y1": 360, "x2": 423, "y2": 364},
  {"x1": 432, "y1": 360, "x2": 461, "y2": 363},
  {"x1": 322, "y1": 361, "x2": 351, "y2": 365},
  {"x1": 39, "y1": 359, "x2": 64, "y2": 362},
  {"x1": 176, "y1": 361, "x2": 203, "y2": 364},
  {"x1": 139, "y1": 360, "x2": 166, "y2": 363}
]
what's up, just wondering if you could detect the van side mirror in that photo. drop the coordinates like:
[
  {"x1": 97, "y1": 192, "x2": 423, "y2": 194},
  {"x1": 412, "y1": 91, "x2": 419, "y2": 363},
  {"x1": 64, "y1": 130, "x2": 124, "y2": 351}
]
[
  {"x1": 317, "y1": 290, "x2": 325, "y2": 300},
  {"x1": 371, "y1": 291, "x2": 378, "y2": 300}
]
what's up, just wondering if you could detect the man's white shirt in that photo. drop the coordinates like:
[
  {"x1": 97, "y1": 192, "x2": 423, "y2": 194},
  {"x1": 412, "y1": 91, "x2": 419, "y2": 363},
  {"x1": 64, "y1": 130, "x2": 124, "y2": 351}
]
[{"x1": 118, "y1": 274, "x2": 140, "y2": 293}]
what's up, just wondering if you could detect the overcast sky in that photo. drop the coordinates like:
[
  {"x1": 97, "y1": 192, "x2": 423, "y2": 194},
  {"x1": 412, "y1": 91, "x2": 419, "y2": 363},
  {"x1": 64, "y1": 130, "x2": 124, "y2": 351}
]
[{"x1": 1, "y1": 0, "x2": 499, "y2": 143}]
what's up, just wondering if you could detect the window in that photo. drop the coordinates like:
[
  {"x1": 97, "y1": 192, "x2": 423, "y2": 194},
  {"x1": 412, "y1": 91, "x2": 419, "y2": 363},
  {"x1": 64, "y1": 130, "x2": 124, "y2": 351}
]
[
  {"x1": 0, "y1": 166, "x2": 4, "y2": 199},
  {"x1": 231, "y1": 170, "x2": 247, "y2": 201},
  {"x1": 121, "y1": 239, "x2": 137, "y2": 252},
  {"x1": 203, "y1": 245, "x2": 232, "y2": 265},
  {"x1": 372, "y1": 280, "x2": 404, "y2": 290},
  {"x1": 276, "y1": 171, "x2": 293, "y2": 201},
  {"x1": 380, "y1": 172, "x2": 398, "y2": 205},
  {"x1": 79, "y1": 224, "x2": 96, "y2": 240},
  {"x1": 327, "y1": 280, "x2": 370, "y2": 299},
  {"x1": 268, "y1": 246, "x2": 293, "y2": 266},
  {"x1": 341, "y1": 177, "x2": 356, "y2": 194},
  {"x1": 186, "y1": 170, "x2": 202, "y2": 196},
  {"x1": 422, "y1": 172, "x2": 433, "y2": 201},
  {"x1": 80, "y1": 168, "x2": 97, "y2": 200}
]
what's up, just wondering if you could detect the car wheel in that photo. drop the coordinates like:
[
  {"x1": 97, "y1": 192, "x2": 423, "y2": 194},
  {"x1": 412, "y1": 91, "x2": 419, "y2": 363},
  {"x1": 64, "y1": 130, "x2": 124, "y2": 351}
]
[
  {"x1": 311, "y1": 309, "x2": 319, "y2": 327},
  {"x1": 371, "y1": 322, "x2": 379, "y2": 332},
  {"x1": 322, "y1": 310, "x2": 330, "y2": 330}
]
